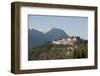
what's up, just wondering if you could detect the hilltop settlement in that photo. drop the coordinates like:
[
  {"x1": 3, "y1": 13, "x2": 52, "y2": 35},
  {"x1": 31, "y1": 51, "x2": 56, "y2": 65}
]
[{"x1": 28, "y1": 36, "x2": 88, "y2": 60}]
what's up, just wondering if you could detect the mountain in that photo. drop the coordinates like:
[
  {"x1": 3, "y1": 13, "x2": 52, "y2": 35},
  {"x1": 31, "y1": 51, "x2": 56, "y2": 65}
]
[
  {"x1": 28, "y1": 28, "x2": 68, "y2": 48},
  {"x1": 28, "y1": 29, "x2": 46, "y2": 48},
  {"x1": 46, "y1": 28, "x2": 69, "y2": 41},
  {"x1": 28, "y1": 36, "x2": 88, "y2": 60}
]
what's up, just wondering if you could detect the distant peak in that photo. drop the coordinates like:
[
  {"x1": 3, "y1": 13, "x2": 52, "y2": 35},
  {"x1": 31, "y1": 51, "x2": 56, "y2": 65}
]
[
  {"x1": 51, "y1": 28, "x2": 59, "y2": 30},
  {"x1": 51, "y1": 28, "x2": 61, "y2": 30},
  {"x1": 49, "y1": 28, "x2": 65, "y2": 32}
]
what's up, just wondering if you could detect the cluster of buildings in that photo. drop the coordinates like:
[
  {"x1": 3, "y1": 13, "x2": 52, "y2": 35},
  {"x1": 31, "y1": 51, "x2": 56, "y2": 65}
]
[{"x1": 52, "y1": 36, "x2": 80, "y2": 46}]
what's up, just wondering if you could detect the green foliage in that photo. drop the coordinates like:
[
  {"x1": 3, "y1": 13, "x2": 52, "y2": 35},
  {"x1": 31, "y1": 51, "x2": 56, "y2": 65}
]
[
  {"x1": 71, "y1": 44, "x2": 88, "y2": 58},
  {"x1": 28, "y1": 41, "x2": 88, "y2": 60}
]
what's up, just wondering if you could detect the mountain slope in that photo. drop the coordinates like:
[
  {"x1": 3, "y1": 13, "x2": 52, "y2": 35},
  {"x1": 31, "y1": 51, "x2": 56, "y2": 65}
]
[
  {"x1": 28, "y1": 29, "x2": 46, "y2": 48},
  {"x1": 28, "y1": 36, "x2": 88, "y2": 60},
  {"x1": 28, "y1": 28, "x2": 69, "y2": 48},
  {"x1": 46, "y1": 28, "x2": 69, "y2": 41}
]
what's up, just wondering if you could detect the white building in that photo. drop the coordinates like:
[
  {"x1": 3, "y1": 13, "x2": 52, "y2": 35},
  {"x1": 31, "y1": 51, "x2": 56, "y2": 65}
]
[{"x1": 52, "y1": 36, "x2": 80, "y2": 45}]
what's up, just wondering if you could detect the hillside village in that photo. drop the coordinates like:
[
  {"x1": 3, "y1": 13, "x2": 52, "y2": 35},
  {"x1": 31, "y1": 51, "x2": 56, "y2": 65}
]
[
  {"x1": 52, "y1": 36, "x2": 80, "y2": 46},
  {"x1": 28, "y1": 26, "x2": 87, "y2": 60},
  {"x1": 28, "y1": 36, "x2": 88, "y2": 60}
]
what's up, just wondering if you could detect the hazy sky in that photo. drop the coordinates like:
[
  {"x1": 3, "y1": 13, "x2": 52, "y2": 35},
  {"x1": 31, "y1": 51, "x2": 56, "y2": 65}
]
[{"x1": 28, "y1": 15, "x2": 88, "y2": 39}]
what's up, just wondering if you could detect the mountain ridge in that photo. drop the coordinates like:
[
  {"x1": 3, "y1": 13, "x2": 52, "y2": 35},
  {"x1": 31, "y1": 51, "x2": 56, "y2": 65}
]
[{"x1": 28, "y1": 28, "x2": 69, "y2": 48}]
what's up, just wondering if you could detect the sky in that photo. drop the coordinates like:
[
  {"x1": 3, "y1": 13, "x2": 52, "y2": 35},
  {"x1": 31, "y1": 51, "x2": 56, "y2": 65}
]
[{"x1": 28, "y1": 15, "x2": 88, "y2": 40}]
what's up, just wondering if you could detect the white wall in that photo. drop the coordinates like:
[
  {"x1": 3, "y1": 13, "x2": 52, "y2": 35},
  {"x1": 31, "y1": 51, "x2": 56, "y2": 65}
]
[{"x1": 0, "y1": 0, "x2": 100, "y2": 76}]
